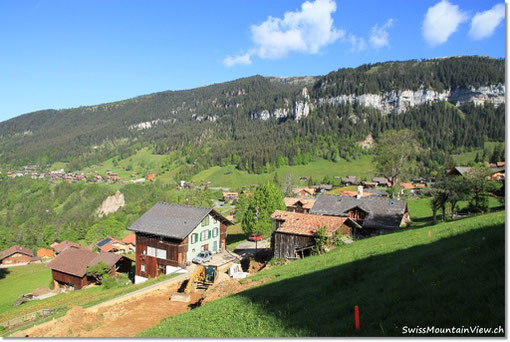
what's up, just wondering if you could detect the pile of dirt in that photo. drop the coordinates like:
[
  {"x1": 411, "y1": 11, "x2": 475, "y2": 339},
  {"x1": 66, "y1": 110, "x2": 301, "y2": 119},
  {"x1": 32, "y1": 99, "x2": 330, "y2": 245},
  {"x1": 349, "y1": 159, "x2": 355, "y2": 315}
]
[
  {"x1": 31, "y1": 287, "x2": 52, "y2": 296},
  {"x1": 247, "y1": 259, "x2": 266, "y2": 273},
  {"x1": 15, "y1": 282, "x2": 202, "y2": 337},
  {"x1": 202, "y1": 276, "x2": 274, "y2": 304}
]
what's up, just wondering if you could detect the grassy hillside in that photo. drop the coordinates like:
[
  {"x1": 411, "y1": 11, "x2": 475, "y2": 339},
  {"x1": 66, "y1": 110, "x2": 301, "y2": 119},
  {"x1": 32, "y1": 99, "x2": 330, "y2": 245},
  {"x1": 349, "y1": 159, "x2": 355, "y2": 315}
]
[
  {"x1": 140, "y1": 210, "x2": 505, "y2": 337},
  {"x1": 192, "y1": 156, "x2": 376, "y2": 190},
  {"x1": 0, "y1": 264, "x2": 52, "y2": 316},
  {"x1": 451, "y1": 142, "x2": 499, "y2": 165}
]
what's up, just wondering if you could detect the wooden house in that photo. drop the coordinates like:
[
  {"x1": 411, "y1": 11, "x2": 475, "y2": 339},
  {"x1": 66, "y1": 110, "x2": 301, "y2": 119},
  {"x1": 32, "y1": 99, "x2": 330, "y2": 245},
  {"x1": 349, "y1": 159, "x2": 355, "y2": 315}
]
[
  {"x1": 284, "y1": 197, "x2": 315, "y2": 213},
  {"x1": 51, "y1": 240, "x2": 86, "y2": 255},
  {"x1": 128, "y1": 202, "x2": 232, "y2": 283},
  {"x1": 293, "y1": 187, "x2": 315, "y2": 198},
  {"x1": 96, "y1": 236, "x2": 135, "y2": 254},
  {"x1": 270, "y1": 211, "x2": 359, "y2": 259},
  {"x1": 36, "y1": 248, "x2": 55, "y2": 260},
  {"x1": 222, "y1": 192, "x2": 239, "y2": 203},
  {"x1": 310, "y1": 194, "x2": 410, "y2": 236},
  {"x1": 47, "y1": 246, "x2": 130, "y2": 290},
  {"x1": 0, "y1": 245, "x2": 34, "y2": 265},
  {"x1": 122, "y1": 233, "x2": 136, "y2": 246}
]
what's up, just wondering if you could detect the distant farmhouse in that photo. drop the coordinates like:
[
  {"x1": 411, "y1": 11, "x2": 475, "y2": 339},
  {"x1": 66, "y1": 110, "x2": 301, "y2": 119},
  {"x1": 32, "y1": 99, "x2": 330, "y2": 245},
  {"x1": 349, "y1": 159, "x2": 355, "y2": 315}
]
[
  {"x1": 0, "y1": 245, "x2": 34, "y2": 265},
  {"x1": 47, "y1": 246, "x2": 130, "y2": 290},
  {"x1": 284, "y1": 197, "x2": 315, "y2": 213},
  {"x1": 128, "y1": 202, "x2": 232, "y2": 283},
  {"x1": 310, "y1": 194, "x2": 410, "y2": 236}
]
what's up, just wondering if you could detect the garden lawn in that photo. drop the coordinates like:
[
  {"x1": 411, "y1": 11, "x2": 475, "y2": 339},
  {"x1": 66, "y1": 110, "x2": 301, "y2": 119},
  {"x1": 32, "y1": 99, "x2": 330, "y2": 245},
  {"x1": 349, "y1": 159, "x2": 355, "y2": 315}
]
[{"x1": 139, "y1": 210, "x2": 504, "y2": 337}]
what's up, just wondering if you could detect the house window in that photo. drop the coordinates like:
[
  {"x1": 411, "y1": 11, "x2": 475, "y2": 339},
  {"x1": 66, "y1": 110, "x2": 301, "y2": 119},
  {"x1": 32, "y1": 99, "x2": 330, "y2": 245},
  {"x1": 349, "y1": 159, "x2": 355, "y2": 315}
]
[
  {"x1": 190, "y1": 233, "x2": 198, "y2": 244},
  {"x1": 213, "y1": 241, "x2": 217, "y2": 251},
  {"x1": 213, "y1": 218, "x2": 218, "y2": 224},
  {"x1": 147, "y1": 246, "x2": 156, "y2": 257},
  {"x1": 201, "y1": 230, "x2": 209, "y2": 241},
  {"x1": 141, "y1": 264, "x2": 146, "y2": 272},
  {"x1": 201, "y1": 215, "x2": 210, "y2": 226},
  {"x1": 212, "y1": 227, "x2": 219, "y2": 238},
  {"x1": 156, "y1": 248, "x2": 167, "y2": 260}
]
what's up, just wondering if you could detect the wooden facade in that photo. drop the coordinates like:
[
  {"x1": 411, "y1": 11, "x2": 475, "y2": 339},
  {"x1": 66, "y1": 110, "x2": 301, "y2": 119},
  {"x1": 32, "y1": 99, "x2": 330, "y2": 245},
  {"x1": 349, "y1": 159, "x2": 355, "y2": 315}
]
[
  {"x1": 135, "y1": 233, "x2": 189, "y2": 278},
  {"x1": 1, "y1": 253, "x2": 31, "y2": 265},
  {"x1": 273, "y1": 232, "x2": 315, "y2": 259},
  {"x1": 219, "y1": 222, "x2": 228, "y2": 251}
]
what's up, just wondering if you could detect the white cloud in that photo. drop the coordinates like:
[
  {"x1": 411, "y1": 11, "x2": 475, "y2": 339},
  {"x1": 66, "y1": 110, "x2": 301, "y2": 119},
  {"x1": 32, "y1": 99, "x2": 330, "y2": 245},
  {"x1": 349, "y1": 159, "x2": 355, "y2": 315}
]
[
  {"x1": 224, "y1": 0, "x2": 343, "y2": 65},
  {"x1": 469, "y1": 3, "x2": 505, "y2": 40},
  {"x1": 369, "y1": 19, "x2": 394, "y2": 48},
  {"x1": 347, "y1": 34, "x2": 366, "y2": 52},
  {"x1": 422, "y1": 0, "x2": 468, "y2": 46},
  {"x1": 223, "y1": 53, "x2": 252, "y2": 67}
]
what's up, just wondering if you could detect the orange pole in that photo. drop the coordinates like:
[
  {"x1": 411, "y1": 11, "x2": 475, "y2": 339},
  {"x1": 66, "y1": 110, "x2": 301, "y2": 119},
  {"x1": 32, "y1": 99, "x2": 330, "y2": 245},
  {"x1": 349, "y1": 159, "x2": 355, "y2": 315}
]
[{"x1": 354, "y1": 305, "x2": 360, "y2": 330}]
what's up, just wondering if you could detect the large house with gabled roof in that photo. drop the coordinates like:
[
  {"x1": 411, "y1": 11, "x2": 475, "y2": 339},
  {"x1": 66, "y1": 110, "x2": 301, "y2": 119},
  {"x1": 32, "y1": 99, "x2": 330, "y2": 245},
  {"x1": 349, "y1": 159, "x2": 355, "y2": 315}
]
[
  {"x1": 310, "y1": 194, "x2": 410, "y2": 236},
  {"x1": 128, "y1": 202, "x2": 232, "y2": 283}
]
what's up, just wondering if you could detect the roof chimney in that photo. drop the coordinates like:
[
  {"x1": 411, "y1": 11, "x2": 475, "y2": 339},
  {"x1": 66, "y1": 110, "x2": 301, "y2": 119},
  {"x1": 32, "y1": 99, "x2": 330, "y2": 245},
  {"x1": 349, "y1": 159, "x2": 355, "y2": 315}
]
[{"x1": 357, "y1": 185, "x2": 363, "y2": 199}]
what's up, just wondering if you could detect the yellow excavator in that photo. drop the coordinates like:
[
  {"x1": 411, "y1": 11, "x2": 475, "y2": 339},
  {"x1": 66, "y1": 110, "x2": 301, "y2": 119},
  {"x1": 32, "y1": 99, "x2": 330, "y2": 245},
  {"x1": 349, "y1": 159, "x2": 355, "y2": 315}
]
[{"x1": 170, "y1": 265, "x2": 218, "y2": 302}]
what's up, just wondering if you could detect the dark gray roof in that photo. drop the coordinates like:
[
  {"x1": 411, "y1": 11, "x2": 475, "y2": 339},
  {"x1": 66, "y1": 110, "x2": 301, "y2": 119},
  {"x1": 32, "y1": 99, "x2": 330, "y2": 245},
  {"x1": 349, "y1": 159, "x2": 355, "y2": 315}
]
[
  {"x1": 310, "y1": 194, "x2": 408, "y2": 230},
  {"x1": 372, "y1": 177, "x2": 389, "y2": 184},
  {"x1": 128, "y1": 202, "x2": 231, "y2": 240},
  {"x1": 364, "y1": 189, "x2": 389, "y2": 197}
]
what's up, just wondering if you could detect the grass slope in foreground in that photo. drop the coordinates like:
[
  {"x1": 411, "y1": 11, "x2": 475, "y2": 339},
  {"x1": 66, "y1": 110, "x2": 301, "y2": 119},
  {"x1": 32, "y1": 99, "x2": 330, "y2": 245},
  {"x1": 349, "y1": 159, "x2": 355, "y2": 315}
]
[{"x1": 140, "y1": 211, "x2": 504, "y2": 337}]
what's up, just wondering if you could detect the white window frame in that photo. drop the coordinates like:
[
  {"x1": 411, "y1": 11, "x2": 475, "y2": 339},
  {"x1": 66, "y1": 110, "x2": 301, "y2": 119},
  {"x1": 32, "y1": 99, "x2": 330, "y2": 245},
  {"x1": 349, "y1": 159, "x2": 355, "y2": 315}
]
[
  {"x1": 141, "y1": 264, "x2": 146, "y2": 272},
  {"x1": 212, "y1": 227, "x2": 219, "y2": 238},
  {"x1": 202, "y1": 215, "x2": 210, "y2": 226},
  {"x1": 147, "y1": 246, "x2": 156, "y2": 257},
  {"x1": 156, "y1": 248, "x2": 167, "y2": 260},
  {"x1": 201, "y1": 230, "x2": 208, "y2": 241}
]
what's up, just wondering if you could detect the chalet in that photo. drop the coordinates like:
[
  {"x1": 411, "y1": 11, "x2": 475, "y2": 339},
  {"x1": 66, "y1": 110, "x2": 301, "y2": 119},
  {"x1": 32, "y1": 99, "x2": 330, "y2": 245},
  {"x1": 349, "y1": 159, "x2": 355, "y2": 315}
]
[
  {"x1": 310, "y1": 194, "x2": 410, "y2": 236},
  {"x1": 51, "y1": 240, "x2": 85, "y2": 255},
  {"x1": 96, "y1": 237, "x2": 135, "y2": 254},
  {"x1": 47, "y1": 246, "x2": 130, "y2": 290},
  {"x1": 36, "y1": 248, "x2": 55, "y2": 260},
  {"x1": 128, "y1": 202, "x2": 232, "y2": 283},
  {"x1": 447, "y1": 166, "x2": 472, "y2": 176},
  {"x1": 284, "y1": 197, "x2": 316, "y2": 213},
  {"x1": 342, "y1": 176, "x2": 358, "y2": 185},
  {"x1": 0, "y1": 245, "x2": 34, "y2": 265},
  {"x1": 122, "y1": 233, "x2": 136, "y2": 246},
  {"x1": 313, "y1": 184, "x2": 333, "y2": 194},
  {"x1": 293, "y1": 187, "x2": 315, "y2": 198},
  {"x1": 270, "y1": 211, "x2": 360, "y2": 259},
  {"x1": 372, "y1": 177, "x2": 390, "y2": 187},
  {"x1": 222, "y1": 192, "x2": 239, "y2": 203}
]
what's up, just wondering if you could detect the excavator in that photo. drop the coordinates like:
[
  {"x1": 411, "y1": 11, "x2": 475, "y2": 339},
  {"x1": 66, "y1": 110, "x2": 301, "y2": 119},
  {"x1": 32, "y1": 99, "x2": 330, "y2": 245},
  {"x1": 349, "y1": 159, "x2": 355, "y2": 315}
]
[{"x1": 170, "y1": 265, "x2": 218, "y2": 302}]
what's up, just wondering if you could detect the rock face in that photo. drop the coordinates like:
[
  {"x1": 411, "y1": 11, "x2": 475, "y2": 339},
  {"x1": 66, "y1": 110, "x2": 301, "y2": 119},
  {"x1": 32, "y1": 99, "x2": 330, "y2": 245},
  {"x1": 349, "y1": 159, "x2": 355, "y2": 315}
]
[
  {"x1": 293, "y1": 87, "x2": 312, "y2": 120},
  {"x1": 358, "y1": 133, "x2": 375, "y2": 149},
  {"x1": 96, "y1": 190, "x2": 125, "y2": 218},
  {"x1": 252, "y1": 108, "x2": 289, "y2": 121},
  {"x1": 318, "y1": 84, "x2": 505, "y2": 114}
]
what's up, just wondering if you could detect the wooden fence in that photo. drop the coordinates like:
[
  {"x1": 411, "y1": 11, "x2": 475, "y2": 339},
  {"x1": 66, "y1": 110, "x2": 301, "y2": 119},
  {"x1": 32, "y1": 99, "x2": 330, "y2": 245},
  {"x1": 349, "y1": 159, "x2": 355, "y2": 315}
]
[{"x1": 0, "y1": 309, "x2": 56, "y2": 329}]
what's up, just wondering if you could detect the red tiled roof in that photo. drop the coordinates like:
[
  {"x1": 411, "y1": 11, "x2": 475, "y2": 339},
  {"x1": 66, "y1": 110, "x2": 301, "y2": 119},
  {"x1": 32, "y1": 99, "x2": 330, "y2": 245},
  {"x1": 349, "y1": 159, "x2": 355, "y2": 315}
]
[
  {"x1": 122, "y1": 233, "x2": 136, "y2": 245},
  {"x1": 339, "y1": 191, "x2": 375, "y2": 198},
  {"x1": 0, "y1": 245, "x2": 34, "y2": 260},
  {"x1": 400, "y1": 183, "x2": 414, "y2": 189},
  {"x1": 37, "y1": 248, "x2": 55, "y2": 258},
  {"x1": 270, "y1": 210, "x2": 352, "y2": 237},
  {"x1": 47, "y1": 246, "x2": 121, "y2": 277}
]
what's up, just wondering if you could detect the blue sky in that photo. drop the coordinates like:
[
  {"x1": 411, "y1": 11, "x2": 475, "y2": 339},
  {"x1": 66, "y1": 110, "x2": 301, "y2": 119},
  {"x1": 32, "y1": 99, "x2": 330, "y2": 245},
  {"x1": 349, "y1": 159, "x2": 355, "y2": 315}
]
[{"x1": 0, "y1": 0, "x2": 505, "y2": 122}]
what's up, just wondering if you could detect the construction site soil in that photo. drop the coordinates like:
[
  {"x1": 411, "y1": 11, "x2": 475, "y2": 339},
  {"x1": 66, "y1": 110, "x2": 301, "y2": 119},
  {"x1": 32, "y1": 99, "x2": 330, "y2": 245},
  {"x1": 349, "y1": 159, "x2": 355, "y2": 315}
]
[{"x1": 12, "y1": 259, "x2": 269, "y2": 337}]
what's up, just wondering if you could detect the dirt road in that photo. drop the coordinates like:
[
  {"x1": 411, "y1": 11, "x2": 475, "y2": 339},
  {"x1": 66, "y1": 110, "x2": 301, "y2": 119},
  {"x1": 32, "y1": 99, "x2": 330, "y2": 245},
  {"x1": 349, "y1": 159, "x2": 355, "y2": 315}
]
[{"x1": 13, "y1": 281, "x2": 202, "y2": 338}]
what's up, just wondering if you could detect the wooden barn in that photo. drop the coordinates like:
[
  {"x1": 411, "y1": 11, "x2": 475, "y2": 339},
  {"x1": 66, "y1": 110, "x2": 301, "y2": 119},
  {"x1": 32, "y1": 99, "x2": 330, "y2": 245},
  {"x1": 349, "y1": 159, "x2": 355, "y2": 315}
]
[
  {"x1": 284, "y1": 197, "x2": 315, "y2": 214},
  {"x1": 128, "y1": 202, "x2": 232, "y2": 283},
  {"x1": 46, "y1": 246, "x2": 130, "y2": 290},
  {"x1": 270, "y1": 211, "x2": 360, "y2": 259},
  {"x1": 0, "y1": 245, "x2": 34, "y2": 265}
]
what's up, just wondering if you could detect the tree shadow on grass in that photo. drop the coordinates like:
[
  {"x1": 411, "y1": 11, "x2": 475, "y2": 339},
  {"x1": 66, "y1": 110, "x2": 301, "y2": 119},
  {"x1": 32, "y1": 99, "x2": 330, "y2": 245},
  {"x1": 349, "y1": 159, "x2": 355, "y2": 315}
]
[
  {"x1": 226, "y1": 234, "x2": 246, "y2": 248},
  {"x1": 235, "y1": 224, "x2": 504, "y2": 337},
  {"x1": 0, "y1": 267, "x2": 9, "y2": 280}
]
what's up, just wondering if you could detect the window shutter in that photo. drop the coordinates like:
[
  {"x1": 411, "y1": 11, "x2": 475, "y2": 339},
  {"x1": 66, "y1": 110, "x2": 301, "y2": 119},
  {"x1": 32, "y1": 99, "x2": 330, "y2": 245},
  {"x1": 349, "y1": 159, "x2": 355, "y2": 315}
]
[{"x1": 208, "y1": 230, "x2": 212, "y2": 239}]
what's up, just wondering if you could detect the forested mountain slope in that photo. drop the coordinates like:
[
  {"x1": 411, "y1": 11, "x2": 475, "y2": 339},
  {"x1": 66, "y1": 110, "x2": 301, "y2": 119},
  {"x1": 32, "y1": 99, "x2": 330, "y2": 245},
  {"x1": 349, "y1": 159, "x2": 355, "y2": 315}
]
[{"x1": 0, "y1": 56, "x2": 504, "y2": 175}]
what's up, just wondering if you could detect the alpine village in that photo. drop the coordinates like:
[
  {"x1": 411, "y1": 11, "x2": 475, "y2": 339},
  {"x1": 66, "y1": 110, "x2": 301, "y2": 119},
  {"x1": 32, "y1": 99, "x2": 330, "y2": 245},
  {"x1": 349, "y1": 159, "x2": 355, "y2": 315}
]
[{"x1": 0, "y1": 18, "x2": 506, "y2": 337}]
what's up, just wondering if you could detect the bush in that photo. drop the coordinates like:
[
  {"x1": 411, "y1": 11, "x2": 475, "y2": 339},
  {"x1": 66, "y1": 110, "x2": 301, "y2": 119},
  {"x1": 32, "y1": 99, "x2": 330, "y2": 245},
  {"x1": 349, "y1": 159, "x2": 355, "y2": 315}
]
[{"x1": 101, "y1": 274, "x2": 117, "y2": 290}]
